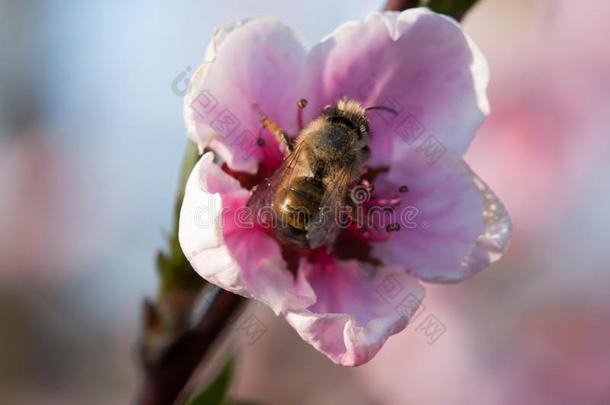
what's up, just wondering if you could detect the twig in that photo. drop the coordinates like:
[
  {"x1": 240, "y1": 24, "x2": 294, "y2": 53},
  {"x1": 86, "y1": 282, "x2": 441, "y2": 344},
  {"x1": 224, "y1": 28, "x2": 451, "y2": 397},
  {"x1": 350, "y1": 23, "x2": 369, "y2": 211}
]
[
  {"x1": 383, "y1": 0, "x2": 422, "y2": 11},
  {"x1": 136, "y1": 288, "x2": 245, "y2": 405},
  {"x1": 135, "y1": 142, "x2": 246, "y2": 405}
]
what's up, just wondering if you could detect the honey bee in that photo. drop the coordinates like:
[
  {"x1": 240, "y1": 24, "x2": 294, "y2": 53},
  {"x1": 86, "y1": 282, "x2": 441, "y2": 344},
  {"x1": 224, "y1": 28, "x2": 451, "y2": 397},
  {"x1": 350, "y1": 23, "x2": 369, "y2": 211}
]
[{"x1": 247, "y1": 97, "x2": 392, "y2": 248}]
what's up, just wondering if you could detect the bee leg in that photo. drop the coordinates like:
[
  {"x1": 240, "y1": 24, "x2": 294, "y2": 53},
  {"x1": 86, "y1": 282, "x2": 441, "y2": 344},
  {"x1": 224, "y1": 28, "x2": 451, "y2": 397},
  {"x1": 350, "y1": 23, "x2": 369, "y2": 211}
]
[
  {"x1": 252, "y1": 102, "x2": 293, "y2": 156},
  {"x1": 297, "y1": 98, "x2": 308, "y2": 130}
]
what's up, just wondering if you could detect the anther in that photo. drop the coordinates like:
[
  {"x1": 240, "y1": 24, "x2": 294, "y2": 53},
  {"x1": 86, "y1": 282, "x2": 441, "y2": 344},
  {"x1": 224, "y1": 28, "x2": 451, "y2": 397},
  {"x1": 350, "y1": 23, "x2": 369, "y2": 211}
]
[
  {"x1": 399, "y1": 185, "x2": 409, "y2": 193},
  {"x1": 386, "y1": 223, "x2": 401, "y2": 232},
  {"x1": 297, "y1": 98, "x2": 308, "y2": 130},
  {"x1": 256, "y1": 138, "x2": 266, "y2": 146}
]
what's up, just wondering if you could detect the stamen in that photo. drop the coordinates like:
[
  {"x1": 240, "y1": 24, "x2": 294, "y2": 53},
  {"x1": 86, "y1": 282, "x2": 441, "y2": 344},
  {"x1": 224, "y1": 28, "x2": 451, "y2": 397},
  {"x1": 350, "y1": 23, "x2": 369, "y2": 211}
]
[
  {"x1": 347, "y1": 179, "x2": 404, "y2": 241},
  {"x1": 297, "y1": 98, "x2": 308, "y2": 130},
  {"x1": 399, "y1": 185, "x2": 409, "y2": 193}
]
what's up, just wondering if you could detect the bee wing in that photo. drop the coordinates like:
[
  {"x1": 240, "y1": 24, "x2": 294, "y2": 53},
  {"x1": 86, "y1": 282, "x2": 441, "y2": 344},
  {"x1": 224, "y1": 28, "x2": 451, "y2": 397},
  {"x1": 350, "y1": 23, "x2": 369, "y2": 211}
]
[
  {"x1": 246, "y1": 140, "x2": 308, "y2": 220},
  {"x1": 306, "y1": 166, "x2": 353, "y2": 249}
]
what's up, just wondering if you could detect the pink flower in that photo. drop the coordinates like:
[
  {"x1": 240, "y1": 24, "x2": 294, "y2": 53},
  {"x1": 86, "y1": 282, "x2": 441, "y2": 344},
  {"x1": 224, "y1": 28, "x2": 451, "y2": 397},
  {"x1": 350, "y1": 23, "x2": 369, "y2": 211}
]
[{"x1": 179, "y1": 8, "x2": 511, "y2": 366}]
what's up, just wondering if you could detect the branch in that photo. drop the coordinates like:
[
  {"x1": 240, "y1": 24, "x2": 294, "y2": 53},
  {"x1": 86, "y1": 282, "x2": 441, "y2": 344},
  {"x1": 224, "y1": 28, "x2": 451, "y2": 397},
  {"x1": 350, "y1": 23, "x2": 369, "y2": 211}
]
[
  {"x1": 383, "y1": 0, "x2": 422, "y2": 11},
  {"x1": 136, "y1": 287, "x2": 246, "y2": 405},
  {"x1": 135, "y1": 142, "x2": 246, "y2": 405}
]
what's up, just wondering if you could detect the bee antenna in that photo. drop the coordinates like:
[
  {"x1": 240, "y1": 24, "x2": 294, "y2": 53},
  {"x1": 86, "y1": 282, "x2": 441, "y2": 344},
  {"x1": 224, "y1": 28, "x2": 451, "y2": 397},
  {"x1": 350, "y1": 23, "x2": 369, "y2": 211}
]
[{"x1": 365, "y1": 105, "x2": 398, "y2": 116}]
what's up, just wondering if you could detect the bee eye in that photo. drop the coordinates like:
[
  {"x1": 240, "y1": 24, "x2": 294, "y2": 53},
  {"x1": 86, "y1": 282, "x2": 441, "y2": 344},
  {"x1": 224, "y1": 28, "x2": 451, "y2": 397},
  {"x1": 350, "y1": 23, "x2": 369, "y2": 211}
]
[
  {"x1": 361, "y1": 145, "x2": 371, "y2": 157},
  {"x1": 328, "y1": 115, "x2": 357, "y2": 130}
]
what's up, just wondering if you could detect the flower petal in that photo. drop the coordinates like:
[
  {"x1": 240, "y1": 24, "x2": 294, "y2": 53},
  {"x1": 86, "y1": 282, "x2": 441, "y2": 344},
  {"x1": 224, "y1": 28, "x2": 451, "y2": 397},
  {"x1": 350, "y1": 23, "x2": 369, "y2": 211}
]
[
  {"x1": 185, "y1": 17, "x2": 308, "y2": 174},
  {"x1": 370, "y1": 150, "x2": 511, "y2": 283},
  {"x1": 460, "y1": 171, "x2": 513, "y2": 274},
  {"x1": 300, "y1": 8, "x2": 489, "y2": 167},
  {"x1": 178, "y1": 152, "x2": 315, "y2": 313},
  {"x1": 285, "y1": 256, "x2": 425, "y2": 366}
]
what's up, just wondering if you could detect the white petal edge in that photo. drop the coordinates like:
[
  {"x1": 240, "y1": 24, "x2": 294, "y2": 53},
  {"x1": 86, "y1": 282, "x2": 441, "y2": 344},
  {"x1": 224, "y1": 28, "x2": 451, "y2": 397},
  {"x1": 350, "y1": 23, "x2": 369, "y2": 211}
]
[
  {"x1": 426, "y1": 169, "x2": 512, "y2": 283},
  {"x1": 285, "y1": 266, "x2": 425, "y2": 366}
]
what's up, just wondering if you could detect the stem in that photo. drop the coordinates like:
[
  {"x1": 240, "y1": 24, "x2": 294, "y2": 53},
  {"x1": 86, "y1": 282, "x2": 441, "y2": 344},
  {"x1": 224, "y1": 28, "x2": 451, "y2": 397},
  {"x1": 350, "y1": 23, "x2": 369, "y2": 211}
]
[
  {"x1": 136, "y1": 142, "x2": 246, "y2": 405},
  {"x1": 137, "y1": 288, "x2": 246, "y2": 405}
]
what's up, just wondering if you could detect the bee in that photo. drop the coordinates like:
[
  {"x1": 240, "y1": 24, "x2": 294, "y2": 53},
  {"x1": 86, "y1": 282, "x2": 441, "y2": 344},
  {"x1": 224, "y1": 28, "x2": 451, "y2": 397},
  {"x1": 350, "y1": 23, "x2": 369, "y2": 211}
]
[{"x1": 247, "y1": 97, "x2": 392, "y2": 248}]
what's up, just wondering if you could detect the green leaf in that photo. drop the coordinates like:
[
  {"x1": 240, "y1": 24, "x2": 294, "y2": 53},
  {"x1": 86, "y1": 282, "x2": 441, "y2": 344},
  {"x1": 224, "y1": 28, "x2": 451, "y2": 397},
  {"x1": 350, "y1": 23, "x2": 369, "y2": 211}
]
[
  {"x1": 187, "y1": 357, "x2": 235, "y2": 405},
  {"x1": 156, "y1": 141, "x2": 205, "y2": 294},
  {"x1": 421, "y1": 0, "x2": 480, "y2": 20},
  {"x1": 388, "y1": 0, "x2": 480, "y2": 21}
]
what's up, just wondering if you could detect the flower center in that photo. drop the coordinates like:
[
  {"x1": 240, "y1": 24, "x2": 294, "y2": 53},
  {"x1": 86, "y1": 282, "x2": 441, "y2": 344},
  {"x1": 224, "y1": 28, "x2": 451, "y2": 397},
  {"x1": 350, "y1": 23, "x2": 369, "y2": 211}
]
[{"x1": 234, "y1": 98, "x2": 412, "y2": 266}]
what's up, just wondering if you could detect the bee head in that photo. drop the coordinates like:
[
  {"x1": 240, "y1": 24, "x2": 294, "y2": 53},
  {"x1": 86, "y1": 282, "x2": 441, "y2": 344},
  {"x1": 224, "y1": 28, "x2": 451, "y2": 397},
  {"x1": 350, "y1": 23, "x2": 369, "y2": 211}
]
[{"x1": 322, "y1": 98, "x2": 370, "y2": 143}]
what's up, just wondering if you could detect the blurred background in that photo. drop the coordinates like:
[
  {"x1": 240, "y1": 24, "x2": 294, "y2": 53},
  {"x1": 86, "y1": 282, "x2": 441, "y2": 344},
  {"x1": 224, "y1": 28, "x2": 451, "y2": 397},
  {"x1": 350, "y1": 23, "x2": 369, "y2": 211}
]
[{"x1": 1, "y1": 0, "x2": 609, "y2": 404}]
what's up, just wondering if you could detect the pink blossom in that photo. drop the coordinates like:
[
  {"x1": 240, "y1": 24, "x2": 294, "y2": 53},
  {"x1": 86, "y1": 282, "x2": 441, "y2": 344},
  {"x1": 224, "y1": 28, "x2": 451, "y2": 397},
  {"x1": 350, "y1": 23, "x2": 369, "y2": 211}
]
[{"x1": 179, "y1": 8, "x2": 511, "y2": 366}]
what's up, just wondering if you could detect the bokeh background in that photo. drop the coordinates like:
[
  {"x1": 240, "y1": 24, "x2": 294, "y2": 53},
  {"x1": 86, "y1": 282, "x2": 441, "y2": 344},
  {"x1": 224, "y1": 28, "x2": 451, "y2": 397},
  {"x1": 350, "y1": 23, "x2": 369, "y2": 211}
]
[{"x1": 1, "y1": 0, "x2": 609, "y2": 404}]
